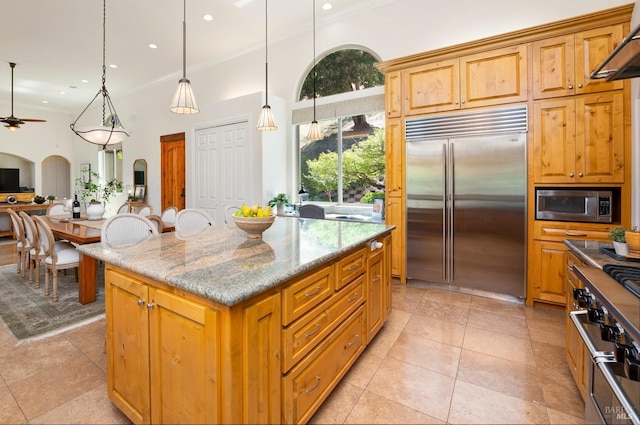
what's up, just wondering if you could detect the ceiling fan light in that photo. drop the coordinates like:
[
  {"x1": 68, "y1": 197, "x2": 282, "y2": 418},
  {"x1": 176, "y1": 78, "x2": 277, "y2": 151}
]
[
  {"x1": 6, "y1": 124, "x2": 19, "y2": 132},
  {"x1": 257, "y1": 104, "x2": 277, "y2": 131},
  {"x1": 170, "y1": 79, "x2": 199, "y2": 114}
]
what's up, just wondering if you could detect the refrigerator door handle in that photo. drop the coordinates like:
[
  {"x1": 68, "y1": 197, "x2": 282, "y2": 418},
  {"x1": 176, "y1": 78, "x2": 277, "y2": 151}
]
[
  {"x1": 448, "y1": 142, "x2": 455, "y2": 282},
  {"x1": 442, "y1": 143, "x2": 447, "y2": 282}
]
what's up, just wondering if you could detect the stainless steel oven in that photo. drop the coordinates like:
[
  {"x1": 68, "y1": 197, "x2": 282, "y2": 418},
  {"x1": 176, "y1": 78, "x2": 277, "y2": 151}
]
[{"x1": 536, "y1": 189, "x2": 612, "y2": 223}]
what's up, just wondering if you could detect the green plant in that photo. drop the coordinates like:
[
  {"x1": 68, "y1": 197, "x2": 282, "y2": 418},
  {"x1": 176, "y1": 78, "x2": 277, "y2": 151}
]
[
  {"x1": 46, "y1": 195, "x2": 56, "y2": 201},
  {"x1": 360, "y1": 191, "x2": 385, "y2": 204},
  {"x1": 609, "y1": 226, "x2": 627, "y2": 243},
  {"x1": 267, "y1": 193, "x2": 289, "y2": 207},
  {"x1": 74, "y1": 166, "x2": 123, "y2": 204}
]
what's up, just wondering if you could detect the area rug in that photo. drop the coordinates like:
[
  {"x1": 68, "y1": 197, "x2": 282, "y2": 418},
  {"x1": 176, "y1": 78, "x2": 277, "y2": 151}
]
[{"x1": 0, "y1": 263, "x2": 105, "y2": 341}]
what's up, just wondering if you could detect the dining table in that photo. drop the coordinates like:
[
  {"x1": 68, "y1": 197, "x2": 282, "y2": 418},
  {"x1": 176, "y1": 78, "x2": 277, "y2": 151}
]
[{"x1": 43, "y1": 215, "x2": 175, "y2": 304}]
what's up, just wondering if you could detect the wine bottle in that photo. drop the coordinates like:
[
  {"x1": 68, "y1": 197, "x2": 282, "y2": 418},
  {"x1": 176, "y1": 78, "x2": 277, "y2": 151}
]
[{"x1": 72, "y1": 194, "x2": 81, "y2": 219}]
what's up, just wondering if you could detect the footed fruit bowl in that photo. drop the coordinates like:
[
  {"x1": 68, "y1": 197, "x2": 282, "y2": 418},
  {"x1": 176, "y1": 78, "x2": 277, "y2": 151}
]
[{"x1": 233, "y1": 214, "x2": 276, "y2": 239}]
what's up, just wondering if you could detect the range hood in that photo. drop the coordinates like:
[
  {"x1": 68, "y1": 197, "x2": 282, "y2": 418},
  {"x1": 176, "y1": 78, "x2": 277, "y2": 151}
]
[{"x1": 591, "y1": 22, "x2": 640, "y2": 81}]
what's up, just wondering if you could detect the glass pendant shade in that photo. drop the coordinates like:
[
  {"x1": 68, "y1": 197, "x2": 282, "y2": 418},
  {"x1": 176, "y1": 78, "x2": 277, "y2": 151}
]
[
  {"x1": 170, "y1": 78, "x2": 199, "y2": 114},
  {"x1": 71, "y1": 125, "x2": 131, "y2": 146},
  {"x1": 307, "y1": 120, "x2": 322, "y2": 141},
  {"x1": 257, "y1": 105, "x2": 277, "y2": 131}
]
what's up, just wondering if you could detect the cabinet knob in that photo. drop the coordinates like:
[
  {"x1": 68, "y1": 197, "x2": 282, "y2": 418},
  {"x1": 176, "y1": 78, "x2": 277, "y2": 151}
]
[
  {"x1": 137, "y1": 299, "x2": 145, "y2": 306},
  {"x1": 461, "y1": 100, "x2": 466, "y2": 104},
  {"x1": 147, "y1": 302, "x2": 155, "y2": 309},
  {"x1": 568, "y1": 84, "x2": 573, "y2": 89},
  {"x1": 578, "y1": 173, "x2": 583, "y2": 177},
  {"x1": 578, "y1": 84, "x2": 583, "y2": 88},
  {"x1": 569, "y1": 173, "x2": 575, "y2": 177}
]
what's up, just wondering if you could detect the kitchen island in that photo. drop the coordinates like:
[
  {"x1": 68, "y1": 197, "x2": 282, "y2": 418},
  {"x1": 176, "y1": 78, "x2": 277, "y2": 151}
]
[{"x1": 77, "y1": 217, "x2": 393, "y2": 424}]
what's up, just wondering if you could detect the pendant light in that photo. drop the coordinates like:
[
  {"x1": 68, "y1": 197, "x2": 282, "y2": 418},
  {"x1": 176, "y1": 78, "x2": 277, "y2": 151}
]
[
  {"x1": 307, "y1": 0, "x2": 322, "y2": 141},
  {"x1": 170, "y1": 0, "x2": 199, "y2": 114},
  {"x1": 70, "y1": 0, "x2": 130, "y2": 148},
  {"x1": 257, "y1": 0, "x2": 277, "y2": 131}
]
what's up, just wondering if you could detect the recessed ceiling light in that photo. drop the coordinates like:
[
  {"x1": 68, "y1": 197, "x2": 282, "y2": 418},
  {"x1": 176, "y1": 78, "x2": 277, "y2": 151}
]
[
  {"x1": 149, "y1": 43, "x2": 158, "y2": 49},
  {"x1": 322, "y1": 2, "x2": 332, "y2": 10},
  {"x1": 109, "y1": 64, "x2": 118, "y2": 69},
  {"x1": 59, "y1": 91, "x2": 66, "y2": 95},
  {"x1": 41, "y1": 100, "x2": 48, "y2": 104},
  {"x1": 233, "y1": 0, "x2": 252, "y2": 8},
  {"x1": 81, "y1": 79, "x2": 89, "y2": 83},
  {"x1": 203, "y1": 14, "x2": 213, "y2": 21}
]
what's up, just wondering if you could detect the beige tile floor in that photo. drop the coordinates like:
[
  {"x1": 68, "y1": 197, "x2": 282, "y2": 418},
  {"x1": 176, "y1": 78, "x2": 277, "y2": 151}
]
[{"x1": 0, "y1": 280, "x2": 584, "y2": 424}]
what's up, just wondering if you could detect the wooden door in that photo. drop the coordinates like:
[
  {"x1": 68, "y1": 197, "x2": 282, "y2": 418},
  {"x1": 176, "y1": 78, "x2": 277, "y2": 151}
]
[{"x1": 161, "y1": 133, "x2": 186, "y2": 211}]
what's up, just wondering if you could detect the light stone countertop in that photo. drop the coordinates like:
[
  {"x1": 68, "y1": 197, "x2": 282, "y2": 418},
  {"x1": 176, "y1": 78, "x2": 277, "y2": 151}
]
[
  {"x1": 564, "y1": 239, "x2": 640, "y2": 269},
  {"x1": 77, "y1": 216, "x2": 393, "y2": 306}
]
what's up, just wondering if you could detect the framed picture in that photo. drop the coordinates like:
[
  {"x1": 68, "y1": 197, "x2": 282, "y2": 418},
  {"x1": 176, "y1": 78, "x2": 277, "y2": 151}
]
[
  {"x1": 81, "y1": 163, "x2": 91, "y2": 184},
  {"x1": 134, "y1": 185, "x2": 145, "y2": 200}
]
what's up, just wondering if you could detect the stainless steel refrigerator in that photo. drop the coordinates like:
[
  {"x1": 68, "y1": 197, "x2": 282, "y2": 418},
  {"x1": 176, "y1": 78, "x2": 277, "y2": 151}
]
[{"x1": 405, "y1": 106, "x2": 526, "y2": 299}]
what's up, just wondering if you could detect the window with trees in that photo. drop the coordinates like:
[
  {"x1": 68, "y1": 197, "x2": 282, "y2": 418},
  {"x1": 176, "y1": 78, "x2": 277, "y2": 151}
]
[{"x1": 297, "y1": 48, "x2": 385, "y2": 205}]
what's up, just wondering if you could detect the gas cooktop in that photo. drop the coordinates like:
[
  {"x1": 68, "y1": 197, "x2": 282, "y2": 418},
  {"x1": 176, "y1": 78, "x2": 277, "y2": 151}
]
[{"x1": 603, "y1": 264, "x2": 640, "y2": 298}]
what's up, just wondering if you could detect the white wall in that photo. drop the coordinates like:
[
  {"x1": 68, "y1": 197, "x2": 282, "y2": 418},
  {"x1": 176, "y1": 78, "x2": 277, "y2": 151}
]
[{"x1": 0, "y1": 0, "x2": 635, "y2": 216}]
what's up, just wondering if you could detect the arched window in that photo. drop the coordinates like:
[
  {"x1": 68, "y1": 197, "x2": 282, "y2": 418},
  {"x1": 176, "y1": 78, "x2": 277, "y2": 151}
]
[{"x1": 293, "y1": 48, "x2": 386, "y2": 212}]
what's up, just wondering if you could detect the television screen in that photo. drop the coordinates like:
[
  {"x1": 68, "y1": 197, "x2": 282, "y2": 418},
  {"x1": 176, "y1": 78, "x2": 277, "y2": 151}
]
[{"x1": 0, "y1": 168, "x2": 20, "y2": 193}]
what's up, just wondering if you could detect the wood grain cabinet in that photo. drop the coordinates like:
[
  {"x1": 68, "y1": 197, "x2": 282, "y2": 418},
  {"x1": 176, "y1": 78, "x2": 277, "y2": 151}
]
[
  {"x1": 385, "y1": 71, "x2": 401, "y2": 118},
  {"x1": 384, "y1": 118, "x2": 405, "y2": 282},
  {"x1": 532, "y1": 25, "x2": 625, "y2": 99},
  {"x1": 532, "y1": 92, "x2": 624, "y2": 184},
  {"x1": 565, "y1": 251, "x2": 587, "y2": 400},
  {"x1": 402, "y1": 45, "x2": 527, "y2": 115},
  {"x1": 528, "y1": 222, "x2": 611, "y2": 306}
]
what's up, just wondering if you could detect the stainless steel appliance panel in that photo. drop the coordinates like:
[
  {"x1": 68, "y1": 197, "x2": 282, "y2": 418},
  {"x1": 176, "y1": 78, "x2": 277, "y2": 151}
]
[{"x1": 406, "y1": 133, "x2": 526, "y2": 298}]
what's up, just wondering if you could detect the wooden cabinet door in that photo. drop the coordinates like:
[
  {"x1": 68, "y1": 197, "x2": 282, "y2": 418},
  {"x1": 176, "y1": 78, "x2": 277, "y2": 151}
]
[
  {"x1": 385, "y1": 71, "x2": 401, "y2": 118},
  {"x1": 532, "y1": 34, "x2": 576, "y2": 99},
  {"x1": 531, "y1": 240, "x2": 568, "y2": 305},
  {"x1": 366, "y1": 248, "x2": 384, "y2": 343},
  {"x1": 460, "y1": 45, "x2": 528, "y2": 108},
  {"x1": 575, "y1": 25, "x2": 625, "y2": 95},
  {"x1": 402, "y1": 59, "x2": 459, "y2": 115},
  {"x1": 385, "y1": 197, "x2": 405, "y2": 282},
  {"x1": 575, "y1": 92, "x2": 624, "y2": 183},
  {"x1": 532, "y1": 98, "x2": 576, "y2": 183},
  {"x1": 105, "y1": 269, "x2": 151, "y2": 425},
  {"x1": 385, "y1": 118, "x2": 403, "y2": 198},
  {"x1": 383, "y1": 235, "x2": 392, "y2": 318},
  {"x1": 148, "y1": 288, "x2": 221, "y2": 425}
]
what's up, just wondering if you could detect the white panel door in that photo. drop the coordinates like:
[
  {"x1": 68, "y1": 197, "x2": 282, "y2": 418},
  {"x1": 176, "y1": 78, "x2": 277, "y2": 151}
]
[{"x1": 194, "y1": 121, "x2": 251, "y2": 225}]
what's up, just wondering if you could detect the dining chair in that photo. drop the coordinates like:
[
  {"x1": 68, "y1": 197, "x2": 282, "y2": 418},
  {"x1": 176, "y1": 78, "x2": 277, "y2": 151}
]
[
  {"x1": 116, "y1": 203, "x2": 130, "y2": 214},
  {"x1": 100, "y1": 213, "x2": 159, "y2": 247},
  {"x1": 6, "y1": 208, "x2": 29, "y2": 276},
  {"x1": 146, "y1": 214, "x2": 164, "y2": 233},
  {"x1": 299, "y1": 204, "x2": 325, "y2": 219},
  {"x1": 137, "y1": 205, "x2": 152, "y2": 216},
  {"x1": 46, "y1": 203, "x2": 67, "y2": 216},
  {"x1": 32, "y1": 215, "x2": 79, "y2": 302},
  {"x1": 160, "y1": 206, "x2": 178, "y2": 225},
  {"x1": 175, "y1": 208, "x2": 214, "y2": 232}
]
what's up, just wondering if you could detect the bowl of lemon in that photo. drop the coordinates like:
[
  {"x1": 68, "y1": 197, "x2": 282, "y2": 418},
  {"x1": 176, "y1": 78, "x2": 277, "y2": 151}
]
[{"x1": 230, "y1": 204, "x2": 275, "y2": 239}]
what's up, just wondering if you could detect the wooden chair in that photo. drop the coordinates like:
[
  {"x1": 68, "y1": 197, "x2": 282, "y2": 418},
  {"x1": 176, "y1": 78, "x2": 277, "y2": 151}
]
[
  {"x1": 32, "y1": 216, "x2": 79, "y2": 302},
  {"x1": 21, "y1": 212, "x2": 75, "y2": 287},
  {"x1": 46, "y1": 203, "x2": 67, "y2": 216},
  {"x1": 6, "y1": 208, "x2": 29, "y2": 276},
  {"x1": 160, "y1": 206, "x2": 178, "y2": 225},
  {"x1": 299, "y1": 204, "x2": 325, "y2": 219},
  {"x1": 175, "y1": 208, "x2": 214, "y2": 232},
  {"x1": 146, "y1": 214, "x2": 164, "y2": 233},
  {"x1": 100, "y1": 213, "x2": 158, "y2": 247},
  {"x1": 116, "y1": 203, "x2": 130, "y2": 214},
  {"x1": 137, "y1": 205, "x2": 152, "y2": 216}
]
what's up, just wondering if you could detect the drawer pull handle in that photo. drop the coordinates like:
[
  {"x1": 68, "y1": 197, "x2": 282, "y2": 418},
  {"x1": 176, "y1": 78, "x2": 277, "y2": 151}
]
[
  {"x1": 305, "y1": 286, "x2": 322, "y2": 298},
  {"x1": 347, "y1": 292, "x2": 360, "y2": 302},
  {"x1": 372, "y1": 275, "x2": 381, "y2": 283},
  {"x1": 304, "y1": 323, "x2": 322, "y2": 338},
  {"x1": 348, "y1": 263, "x2": 361, "y2": 271},
  {"x1": 345, "y1": 334, "x2": 360, "y2": 349},
  {"x1": 305, "y1": 376, "x2": 322, "y2": 394},
  {"x1": 565, "y1": 231, "x2": 587, "y2": 237}
]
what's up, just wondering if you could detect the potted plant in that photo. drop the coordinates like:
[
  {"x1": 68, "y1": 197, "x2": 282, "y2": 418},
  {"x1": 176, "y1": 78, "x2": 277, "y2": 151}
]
[
  {"x1": 267, "y1": 193, "x2": 289, "y2": 216},
  {"x1": 46, "y1": 195, "x2": 56, "y2": 204},
  {"x1": 74, "y1": 166, "x2": 123, "y2": 220},
  {"x1": 625, "y1": 226, "x2": 640, "y2": 255},
  {"x1": 609, "y1": 226, "x2": 629, "y2": 256}
]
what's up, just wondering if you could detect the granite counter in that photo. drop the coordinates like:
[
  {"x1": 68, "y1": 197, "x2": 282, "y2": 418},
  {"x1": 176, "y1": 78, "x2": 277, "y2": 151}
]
[
  {"x1": 76, "y1": 216, "x2": 392, "y2": 306},
  {"x1": 564, "y1": 239, "x2": 640, "y2": 269}
]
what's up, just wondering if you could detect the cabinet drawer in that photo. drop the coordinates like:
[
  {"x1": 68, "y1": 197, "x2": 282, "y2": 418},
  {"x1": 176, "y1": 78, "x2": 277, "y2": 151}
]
[
  {"x1": 282, "y1": 266, "x2": 334, "y2": 326},
  {"x1": 533, "y1": 223, "x2": 612, "y2": 242},
  {"x1": 282, "y1": 275, "x2": 365, "y2": 373},
  {"x1": 282, "y1": 306, "x2": 365, "y2": 424},
  {"x1": 335, "y1": 248, "x2": 366, "y2": 290}
]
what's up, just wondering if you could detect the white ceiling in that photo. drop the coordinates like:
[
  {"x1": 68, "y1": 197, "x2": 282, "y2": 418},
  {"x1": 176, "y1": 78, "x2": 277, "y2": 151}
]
[{"x1": 0, "y1": 0, "x2": 384, "y2": 121}]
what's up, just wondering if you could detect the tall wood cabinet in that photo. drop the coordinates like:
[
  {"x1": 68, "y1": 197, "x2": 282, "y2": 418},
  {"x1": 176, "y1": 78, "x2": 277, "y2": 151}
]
[{"x1": 377, "y1": 5, "x2": 633, "y2": 300}]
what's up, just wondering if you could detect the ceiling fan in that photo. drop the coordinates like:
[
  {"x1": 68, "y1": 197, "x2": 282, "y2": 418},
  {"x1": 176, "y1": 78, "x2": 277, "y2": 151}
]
[{"x1": 0, "y1": 62, "x2": 46, "y2": 132}]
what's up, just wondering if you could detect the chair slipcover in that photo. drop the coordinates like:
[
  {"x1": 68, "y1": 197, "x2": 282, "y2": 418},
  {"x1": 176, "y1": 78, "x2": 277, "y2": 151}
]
[
  {"x1": 46, "y1": 203, "x2": 67, "y2": 216},
  {"x1": 175, "y1": 208, "x2": 214, "y2": 232},
  {"x1": 101, "y1": 213, "x2": 158, "y2": 247},
  {"x1": 160, "y1": 206, "x2": 178, "y2": 224}
]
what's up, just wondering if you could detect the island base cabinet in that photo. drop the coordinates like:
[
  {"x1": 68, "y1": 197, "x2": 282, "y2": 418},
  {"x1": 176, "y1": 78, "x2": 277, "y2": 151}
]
[
  {"x1": 106, "y1": 267, "x2": 222, "y2": 425},
  {"x1": 282, "y1": 306, "x2": 366, "y2": 424}
]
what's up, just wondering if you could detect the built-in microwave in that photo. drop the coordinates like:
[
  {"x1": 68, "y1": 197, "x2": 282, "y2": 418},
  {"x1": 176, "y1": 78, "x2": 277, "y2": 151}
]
[{"x1": 535, "y1": 189, "x2": 613, "y2": 223}]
